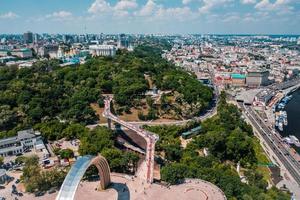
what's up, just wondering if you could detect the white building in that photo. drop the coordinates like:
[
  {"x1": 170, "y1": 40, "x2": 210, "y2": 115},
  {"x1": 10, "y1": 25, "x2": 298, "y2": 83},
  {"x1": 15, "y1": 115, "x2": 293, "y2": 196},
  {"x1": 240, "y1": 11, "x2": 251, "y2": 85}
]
[
  {"x1": 89, "y1": 45, "x2": 116, "y2": 57},
  {"x1": 11, "y1": 48, "x2": 33, "y2": 58},
  {"x1": 0, "y1": 129, "x2": 48, "y2": 157}
]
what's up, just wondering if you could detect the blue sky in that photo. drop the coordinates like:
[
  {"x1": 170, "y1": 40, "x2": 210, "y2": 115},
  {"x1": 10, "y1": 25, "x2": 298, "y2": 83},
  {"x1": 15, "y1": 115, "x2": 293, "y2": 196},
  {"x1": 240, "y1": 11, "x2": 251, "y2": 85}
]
[{"x1": 0, "y1": 0, "x2": 299, "y2": 34}]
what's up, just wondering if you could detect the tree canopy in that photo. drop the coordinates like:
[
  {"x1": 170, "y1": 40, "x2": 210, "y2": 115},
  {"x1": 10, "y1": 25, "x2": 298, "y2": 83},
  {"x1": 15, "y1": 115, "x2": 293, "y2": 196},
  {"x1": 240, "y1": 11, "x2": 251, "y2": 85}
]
[{"x1": 155, "y1": 92, "x2": 290, "y2": 200}]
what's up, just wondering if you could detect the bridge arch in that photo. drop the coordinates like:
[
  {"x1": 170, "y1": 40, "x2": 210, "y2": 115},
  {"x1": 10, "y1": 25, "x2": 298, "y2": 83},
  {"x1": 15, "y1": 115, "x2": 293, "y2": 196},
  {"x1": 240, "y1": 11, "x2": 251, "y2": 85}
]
[{"x1": 56, "y1": 155, "x2": 111, "y2": 200}]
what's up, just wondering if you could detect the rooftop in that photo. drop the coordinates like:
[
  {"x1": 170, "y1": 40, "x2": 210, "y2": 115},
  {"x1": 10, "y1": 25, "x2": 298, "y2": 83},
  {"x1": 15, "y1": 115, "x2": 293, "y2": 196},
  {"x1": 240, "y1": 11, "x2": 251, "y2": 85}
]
[{"x1": 231, "y1": 73, "x2": 246, "y2": 79}]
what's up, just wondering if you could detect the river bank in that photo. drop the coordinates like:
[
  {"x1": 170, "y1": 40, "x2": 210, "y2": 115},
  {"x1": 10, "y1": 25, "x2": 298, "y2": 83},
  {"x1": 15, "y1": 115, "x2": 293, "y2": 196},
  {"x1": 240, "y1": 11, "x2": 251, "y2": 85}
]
[{"x1": 281, "y1": 89, "x2": 300, "y2": 153}]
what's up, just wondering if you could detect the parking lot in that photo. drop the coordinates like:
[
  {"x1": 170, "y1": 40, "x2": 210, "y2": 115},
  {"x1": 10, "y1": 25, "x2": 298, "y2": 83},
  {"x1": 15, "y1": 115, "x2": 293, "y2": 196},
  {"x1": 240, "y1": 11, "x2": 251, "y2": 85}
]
[{"x1": 0, "y1": 170, "x2": 23, "y2": 200}]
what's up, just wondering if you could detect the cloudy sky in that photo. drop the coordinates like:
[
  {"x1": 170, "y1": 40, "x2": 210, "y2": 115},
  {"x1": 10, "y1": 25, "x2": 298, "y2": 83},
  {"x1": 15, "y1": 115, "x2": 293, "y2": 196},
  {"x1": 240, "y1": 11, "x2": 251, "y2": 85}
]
[{"x1": 0, "y1": 0, "x2": 299, "y2": 34}]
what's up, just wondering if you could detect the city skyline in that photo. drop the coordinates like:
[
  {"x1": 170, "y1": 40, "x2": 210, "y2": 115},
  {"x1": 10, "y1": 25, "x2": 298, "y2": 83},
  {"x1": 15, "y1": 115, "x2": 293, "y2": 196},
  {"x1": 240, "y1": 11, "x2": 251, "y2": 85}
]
[{"x1": 0, "y1": 0, "x2": 300, "y2": 34}]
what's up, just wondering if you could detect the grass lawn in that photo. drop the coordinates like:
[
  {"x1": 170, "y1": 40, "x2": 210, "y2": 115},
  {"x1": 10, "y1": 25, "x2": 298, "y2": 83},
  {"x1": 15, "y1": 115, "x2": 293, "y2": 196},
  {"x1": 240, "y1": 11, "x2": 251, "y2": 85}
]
[{"x1": 253, "y1": 137, "x2": 272, "y2": 182}]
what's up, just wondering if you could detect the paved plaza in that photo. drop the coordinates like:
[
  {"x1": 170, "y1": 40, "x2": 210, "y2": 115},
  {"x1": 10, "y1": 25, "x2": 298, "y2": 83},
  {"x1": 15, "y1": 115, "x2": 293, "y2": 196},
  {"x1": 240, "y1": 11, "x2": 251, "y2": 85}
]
[
  {"x1": 2, "y1": 173, "x2": 226, "y2": 200},
  {"x1": 73, "y1": 174, "x2": 226, "y2": 200}
]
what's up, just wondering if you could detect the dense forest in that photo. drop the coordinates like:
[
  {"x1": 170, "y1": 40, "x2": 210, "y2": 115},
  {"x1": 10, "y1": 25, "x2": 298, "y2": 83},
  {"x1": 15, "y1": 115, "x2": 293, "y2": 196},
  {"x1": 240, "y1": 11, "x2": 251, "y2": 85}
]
[
  {"x1": 146, "y1": 92, "x2": 290, "y2": 200},
  {"x1": 0, "y1": 44, "x2": 212, "y2": 137}
]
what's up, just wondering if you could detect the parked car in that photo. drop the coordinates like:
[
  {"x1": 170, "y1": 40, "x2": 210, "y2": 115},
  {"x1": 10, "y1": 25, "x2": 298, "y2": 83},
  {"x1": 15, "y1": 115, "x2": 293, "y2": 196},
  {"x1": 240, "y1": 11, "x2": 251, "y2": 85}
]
[
  {"x1": 34, "y1": 191, "x2": 45, "y2": 197},
  {"x1": 12, "y1": 190, "x2": 18, "y2": 195},
  {"x1": 48, "y1": 188, "x2": 56, "y2": 194}
]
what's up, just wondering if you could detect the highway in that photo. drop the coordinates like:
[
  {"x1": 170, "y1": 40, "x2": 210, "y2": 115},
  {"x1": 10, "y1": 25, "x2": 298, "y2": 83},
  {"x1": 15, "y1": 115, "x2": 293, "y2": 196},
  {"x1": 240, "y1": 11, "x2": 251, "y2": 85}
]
[
  {"x1": 103, "y1": 96, "x2": 159, "y2": 183},
  {"x1": 238, "y1": 102, "x2": 300, "y2": 186}
]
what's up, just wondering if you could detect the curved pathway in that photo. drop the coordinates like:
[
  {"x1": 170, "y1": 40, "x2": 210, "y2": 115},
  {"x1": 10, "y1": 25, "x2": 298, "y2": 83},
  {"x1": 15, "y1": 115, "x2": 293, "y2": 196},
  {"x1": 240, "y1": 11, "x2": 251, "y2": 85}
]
[{"x1": 103, "y1": 97, "x2": 159, "y2": 183}]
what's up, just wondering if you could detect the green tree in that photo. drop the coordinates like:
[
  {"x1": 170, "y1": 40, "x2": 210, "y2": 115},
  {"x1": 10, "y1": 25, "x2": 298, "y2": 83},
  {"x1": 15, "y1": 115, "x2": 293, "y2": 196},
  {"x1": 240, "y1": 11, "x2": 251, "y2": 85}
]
[
  {"x1": 79, "y1": 127, "x2": 114, "y2": 155},
  {"x1": 0, "y1": 105, "x2": 18, "y2": 130},
  {"x1": 62, "y1": 123, "x2": 88, "y2": 140},
  {"x1": 161, "y1": 163, "x2": 189, "y2": 184},
  {"x1": 59, "y1": 149, "x2": 74, "y2": 159},
  {"x1": 0, "y1": 156, "x2": 4, "y2": 165}
]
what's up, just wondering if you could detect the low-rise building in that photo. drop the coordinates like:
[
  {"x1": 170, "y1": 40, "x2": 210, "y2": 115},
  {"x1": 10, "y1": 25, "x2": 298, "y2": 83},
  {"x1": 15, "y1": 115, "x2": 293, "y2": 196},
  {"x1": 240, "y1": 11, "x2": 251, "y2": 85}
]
[
  {"x1": 38, "y1": 44, "x2": 59, "y2": 57},
  {"x1": 0, "y1": 50, "x2": 9, "y2": 57},
  {"x1": 231, "y1": 73, "x2": 246, "y2": 86},
  {"x1": 246, "y1": 69, "x2": 270, "y2": 87},
  {"x1": 0, "y1": 129, "x2": 48, "y2": 157},
  {"x1": 89, "y1": 45, "x2": 116, "y2": 57},
  {"x1": 254, "y1": 89, "x2": 275, "y2": 107},
  {"x1": 11, "y1": 48, "x2": 33, "y2": 58}
]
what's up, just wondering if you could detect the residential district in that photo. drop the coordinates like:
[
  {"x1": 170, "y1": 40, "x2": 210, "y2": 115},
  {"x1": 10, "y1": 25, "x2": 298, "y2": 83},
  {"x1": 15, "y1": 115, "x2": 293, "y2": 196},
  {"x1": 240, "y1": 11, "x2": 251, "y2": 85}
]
[{"x1": 0, "y1": 33, "x2": 300, "y2": 200}]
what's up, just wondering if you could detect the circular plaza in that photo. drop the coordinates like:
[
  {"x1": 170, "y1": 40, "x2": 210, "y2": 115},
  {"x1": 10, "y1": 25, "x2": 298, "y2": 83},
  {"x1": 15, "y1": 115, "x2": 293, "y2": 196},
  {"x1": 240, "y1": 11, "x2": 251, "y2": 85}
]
[{"x1": 72, "y1": 174, "x2": 226, "y2": 200}]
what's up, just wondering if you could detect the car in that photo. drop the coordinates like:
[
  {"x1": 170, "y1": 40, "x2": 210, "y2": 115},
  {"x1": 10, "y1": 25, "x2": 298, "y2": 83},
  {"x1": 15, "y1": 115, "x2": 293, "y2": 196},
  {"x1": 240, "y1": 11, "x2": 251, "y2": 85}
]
[
  {"x1": 15, "y1": 179, "x2": 20, "y2": 184},
  {"x1": 12, "y1": 190, "x2": 18, "y2": 195},
  {"x1": 0, "y1": 186, "x2": 5, "y2": 190},
  {"x1": 17, "y1": 193, "x2": 23, "y2": 197},
  {"x1": 34, "y1": 192, "x2": 42, "y2": 197},
  {"x1": 48, "y1": 188, "x2": 56, "y2": 194},
  {"x1": 34, "y1": 191, "x2": 45, "y2": 197}
]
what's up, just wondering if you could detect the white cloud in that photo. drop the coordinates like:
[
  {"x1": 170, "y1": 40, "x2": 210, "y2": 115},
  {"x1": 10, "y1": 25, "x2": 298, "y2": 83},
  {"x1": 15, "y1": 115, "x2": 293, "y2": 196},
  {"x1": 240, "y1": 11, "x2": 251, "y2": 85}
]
[
  {"x1": 45, "y1": 11, "x2": 73, "y2": 21},
  {"x1": 0, "y1": 12, "x2": 19, "y2": 19},
  {"x1": 50, "y1": 11, "x2": 72, "y2": 18},
  {"x1": 154, "y1": 6, "x2": 197, "y2": 21},
  {"x1": 241, "y1": 0, "x2": 256, "y2": 4},
  {"x1": 135, "y1": 0, "x2": 157, "y2": 16},
  {"x1": 255, "y1": 0, "x2": 293, "y2": 12},
  {"x1": 199, "y1": 0, "x2": 233, "y2": 14},
  {"x1": 88, "y1": 0, "x2": 138, "y2": 18},
  {"x1": 88, "y1": 0, "x2": 112, "y2": 14},
  {"x1": 114, "y1": 0, "x2": 138, "y2": 11},
  {"x1": 182, "y1": 0, "x2": 193, "y2": 5}
]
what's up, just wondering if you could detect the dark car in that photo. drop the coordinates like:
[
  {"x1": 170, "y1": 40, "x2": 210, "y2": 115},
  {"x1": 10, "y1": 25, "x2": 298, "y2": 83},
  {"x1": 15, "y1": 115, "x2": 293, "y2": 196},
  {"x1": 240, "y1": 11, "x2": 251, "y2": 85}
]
[
  {"x1": 17, "y1": 193, "x2": 23, "y2": 197},
  {"x1": 34, "y1": 191, "x2": 45, "y2": 197},
  {"x1": 34, "y1": 192, "x2": 42, "y2": 197},
  {"x1": 15, "y1": 179, "x2": 20, "y2": 184},
  {"x1": 48, "y1": 188, "x2": 56, "y2": 194}
]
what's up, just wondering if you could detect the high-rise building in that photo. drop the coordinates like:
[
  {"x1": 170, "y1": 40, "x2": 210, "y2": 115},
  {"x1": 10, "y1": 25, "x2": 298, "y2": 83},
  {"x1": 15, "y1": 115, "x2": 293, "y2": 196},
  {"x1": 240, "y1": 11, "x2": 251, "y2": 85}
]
[
  {"x1": 23, "y1": 31, "x2": 33, "y2": 44},
  {"x1": 118, "y1": 34, "x2": 129, "y2": 49},
  {"x1": 34, "y1": 33, "x2": 39, "y2": 44},
  {"x1": 63, "y1": 35, "x2": 73, "y2": 44}
]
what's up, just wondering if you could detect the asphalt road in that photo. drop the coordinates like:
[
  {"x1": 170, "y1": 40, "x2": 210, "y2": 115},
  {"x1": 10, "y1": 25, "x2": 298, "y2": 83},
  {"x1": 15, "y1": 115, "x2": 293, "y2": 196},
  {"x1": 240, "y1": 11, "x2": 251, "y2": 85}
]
[{"x1": 238, "y1": 102, "x2": 300, "y2": 186}]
